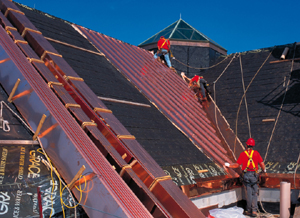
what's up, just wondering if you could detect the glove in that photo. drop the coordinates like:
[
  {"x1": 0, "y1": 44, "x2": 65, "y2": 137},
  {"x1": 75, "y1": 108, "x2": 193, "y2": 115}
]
[{"x1": 224, "y1": 162, "x2": 230, "y2": 167}]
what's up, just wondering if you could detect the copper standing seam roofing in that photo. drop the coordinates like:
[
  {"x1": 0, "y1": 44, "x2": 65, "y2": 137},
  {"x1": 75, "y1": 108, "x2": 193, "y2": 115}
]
[
  {"x1": 0, "y1": 26, "x2": 153, "y2": 217},
  {"x1": 77, "y1": 27, "x2": 234, "y2": 167}
]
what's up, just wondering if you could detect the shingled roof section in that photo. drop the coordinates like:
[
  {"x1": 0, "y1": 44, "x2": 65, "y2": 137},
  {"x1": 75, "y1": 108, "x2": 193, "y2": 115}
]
[
  {"x1": 203, "y1": 43, "x2": 300, "y2": 176},
  {"x1": 16, "y1": 3, "x2": 232, "y2": 187}
]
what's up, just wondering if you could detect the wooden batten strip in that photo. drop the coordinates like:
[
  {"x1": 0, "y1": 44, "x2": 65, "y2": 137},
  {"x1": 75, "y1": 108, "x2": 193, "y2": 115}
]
[
  {"x1": 262, "y1": 118, "x2": 276, "y2": 122},
  {"x1": 14, "y1": 40, "x2": 27, "y2": 44},
  {"x1": 48, "y1": 81, "x2": 63, "y2": 88},
  {"x1": 41, "y1": 50, "x2": 62, "y2": 60},
  {"x1": 5, "y1": 26, "x2": 17, "y2": 31},
  {"x1": 65, "y1": 103, "x2": 81, "y2": 109},
  {"x1": 21, "y1": 27, "x2": 42, "y2": 37},
  {"x1": 117, "y1": 135, "x2": 136, "y2": 140},
  {"x1": 45, "y1": 37, "x2": 104, "y2": 56},
  {"x1": 119, "y1": 165, "x2": 131, "y2": 177},
  {"x1": 63, "y1": 75, "x2": 84, "y2": 82},
  {"x1": 28, "y1": 58, "x2": 44, "y2": 64},
  {"x1": 81, "y1": 121, "x2": 97, "y2": 129},
  {"x1": 149, "y1": 176, "x2": 172, "y2": 192},
  {"x1": 4, "y1": 8, "x2": 25, "y2": 17},
  {"x1": 93, "y1": 107, "x2": 112, "y2": 113}
]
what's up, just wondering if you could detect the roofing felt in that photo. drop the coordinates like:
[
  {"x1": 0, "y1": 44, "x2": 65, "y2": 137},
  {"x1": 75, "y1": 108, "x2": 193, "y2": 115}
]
[
  {"x1": 139, "y1": 18, "x2": 225, "y2": 50},
  {"x1": 16, "y1": 3, "x2": 230, "y2": 186},
  {"x1": 0, "y1": 84, "x2": 88, "y2": 217},
  {"x1": 203, "y1": 44, "x2": 300, "y2": 174},
  {"x1": 0, "y1": 2, "x2": 209, "y2": 216}
]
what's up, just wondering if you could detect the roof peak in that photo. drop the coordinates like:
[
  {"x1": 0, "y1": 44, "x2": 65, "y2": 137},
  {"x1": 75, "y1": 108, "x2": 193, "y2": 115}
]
[{"x1": 138, "y1": 19, "x2": 224, "y2": 50}]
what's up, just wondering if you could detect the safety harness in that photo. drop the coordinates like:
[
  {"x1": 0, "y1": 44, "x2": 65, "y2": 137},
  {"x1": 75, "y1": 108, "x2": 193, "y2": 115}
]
[
  {"x1": 158, "y1": 38, "x2": 169, "y2": 50},
  {"x1": 244, "y1": 150, "x2": 257, "y2": 173}
]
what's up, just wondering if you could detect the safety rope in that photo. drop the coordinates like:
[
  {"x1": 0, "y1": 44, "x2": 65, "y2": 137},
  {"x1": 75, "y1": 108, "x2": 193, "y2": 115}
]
[
  {"x1": 264, "y1": 43, "x2": 296, "y2": 162},
  {"x1": 239, "y1": 54, "x2": 251, "y2": 138},
  {"x1": 234, "y1": 48, "x2": 274, "y2": 153},
  {"x1": 212, "y1": 53, "x2": 238, "y2": 160},
  {"x1": 173, "y1": 53, "x2": 230, "y2": 70},
  {"x1": 294, "y1": 153, "x2": 300, "y2": 189}
]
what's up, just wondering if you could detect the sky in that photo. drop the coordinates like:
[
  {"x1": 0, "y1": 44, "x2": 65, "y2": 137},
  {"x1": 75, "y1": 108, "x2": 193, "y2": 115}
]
[{"x1": 15, "y1": 0, "x2": 300, "y2": 54}]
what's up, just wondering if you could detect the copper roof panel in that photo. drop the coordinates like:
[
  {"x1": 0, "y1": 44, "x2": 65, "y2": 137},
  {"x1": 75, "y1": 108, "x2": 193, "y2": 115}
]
[
  {"x1": 76, "y1": 26, "x2": 234, "y2": 168},
  {"x1": 0, "y1": 25, "x2": 153, "y2": 217}
]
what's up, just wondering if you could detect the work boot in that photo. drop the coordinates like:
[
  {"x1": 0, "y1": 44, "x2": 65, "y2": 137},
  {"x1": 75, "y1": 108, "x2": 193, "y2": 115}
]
[
  {"x1": 243, "y1": 211, "x2": 251, "y2": 216},
  {"x1": 251, "y1": 211, "x2": 258, "y2": 217},
  {"x1": 169, "y1": 66, "x2": 176, "y2": 72}
]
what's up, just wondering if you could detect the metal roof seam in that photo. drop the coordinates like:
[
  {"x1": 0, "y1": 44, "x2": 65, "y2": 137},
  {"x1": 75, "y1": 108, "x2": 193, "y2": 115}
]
[
  {"x1": 0, "y1": 28, "x2": 151, "y2": 216},
  {"x1": 78, "y1": 27, "x2": 235, "y2": 168}
]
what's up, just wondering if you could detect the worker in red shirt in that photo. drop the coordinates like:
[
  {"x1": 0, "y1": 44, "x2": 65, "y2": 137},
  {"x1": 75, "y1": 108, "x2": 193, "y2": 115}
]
[
  {"x1": 154, "y1": 36, "x2": 173, "y2": 69},
  {"x1": 181, "y1": 72, "x2": 209, "y2": 101},
  {"x1": 224, "y1": 138, "x2": 266, "y2": 217}
]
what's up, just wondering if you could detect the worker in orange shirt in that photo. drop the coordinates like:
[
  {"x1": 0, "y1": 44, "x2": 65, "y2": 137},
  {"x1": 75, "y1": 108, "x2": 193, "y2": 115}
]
[
  {"x1": 154, "y1": 36, "x2": 173, "y2": 69},
  {"x1": 224, "y1": 138, "x2": 266, "y2": 217}
]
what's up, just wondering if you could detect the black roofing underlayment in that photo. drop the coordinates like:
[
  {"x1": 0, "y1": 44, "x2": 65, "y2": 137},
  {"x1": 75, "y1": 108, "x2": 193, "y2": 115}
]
[
  {"x1": 0, "y1": 85, "x2": 87, "y2": 217},
  {"x1": 204, "y1": 44, "x2": 300, "y2": 174},
  {"x1": 16, "y1": 3, "x2": 226, "y2": 186}
]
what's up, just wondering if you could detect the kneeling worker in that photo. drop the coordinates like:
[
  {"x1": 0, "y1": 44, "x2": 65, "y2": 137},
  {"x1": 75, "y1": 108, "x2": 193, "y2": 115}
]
[{"x1": 224, "y1": 138, "x2": 266, "y2": 217}]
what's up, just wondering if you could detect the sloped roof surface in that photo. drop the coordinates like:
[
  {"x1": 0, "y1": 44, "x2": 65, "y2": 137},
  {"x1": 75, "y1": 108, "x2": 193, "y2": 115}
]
[
  {"x1": 203, "y1": 44, "x2": 300, "y2": 173},
  {"x1": 74, "y1": 25, "x2": 235, "y2": 172},
  {"x1": 139, "y1": 19, "x2": 224, "y2": 49},
  {"x1": 16, "y1": 4, "x2": 228, "y2": 185}
]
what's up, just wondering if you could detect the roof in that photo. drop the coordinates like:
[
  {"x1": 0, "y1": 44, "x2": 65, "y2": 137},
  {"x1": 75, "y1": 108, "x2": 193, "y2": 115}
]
[
  {"x1": 1, "y1": 2, "x2": 205, "y2": 217},
  {"x1": 74, "y1": 25, "x2": 237, "y2": 174},
  {"x1": 139, "y1": 18, "x2": 226, "y2": 50},
  {"x1": 203, "y1": 44, "x2": 300, "y2": 174},
  {"x1": 16, "y1": 3, "x2": 231, "y2": 185}
]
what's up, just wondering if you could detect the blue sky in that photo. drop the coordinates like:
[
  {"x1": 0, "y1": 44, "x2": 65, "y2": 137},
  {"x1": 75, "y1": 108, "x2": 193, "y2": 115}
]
[{"x1": 16, "y1": 0, "x2": 299, "y2": 54}]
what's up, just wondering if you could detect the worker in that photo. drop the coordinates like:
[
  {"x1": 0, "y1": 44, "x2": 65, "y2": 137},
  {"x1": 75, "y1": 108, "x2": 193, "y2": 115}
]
[
  {"x1": 154, "y1": 36, "x2": 174, "y2": 70},
  {"x1": 181, "y1": 72, "x2": 209, "y2": 101},
  {"x1": 224, "y1": 138, "x2": 266, "y2": 217}
]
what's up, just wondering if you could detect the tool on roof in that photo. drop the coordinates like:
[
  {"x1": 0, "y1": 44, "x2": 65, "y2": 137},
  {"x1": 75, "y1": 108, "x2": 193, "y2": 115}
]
[{"x1": 0, "y1": 101, "x2": 10, "y2": 132}]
